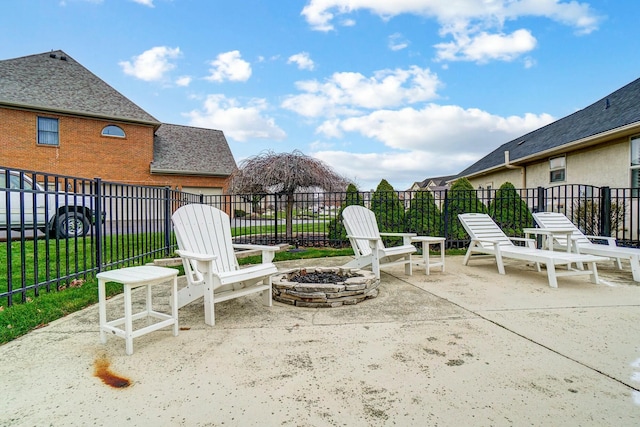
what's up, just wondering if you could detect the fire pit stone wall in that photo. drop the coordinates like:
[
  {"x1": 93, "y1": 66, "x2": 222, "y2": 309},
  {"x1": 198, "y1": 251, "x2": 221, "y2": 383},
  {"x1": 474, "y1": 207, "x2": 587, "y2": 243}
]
[{"x1": 272, "y1": 267, "x2": 380, "y2": 308}]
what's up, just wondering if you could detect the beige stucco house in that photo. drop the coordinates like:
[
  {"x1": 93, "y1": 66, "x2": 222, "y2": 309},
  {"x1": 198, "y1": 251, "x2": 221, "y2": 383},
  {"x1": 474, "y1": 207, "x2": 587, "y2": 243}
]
[{"x1": 457, "y1": 77, "x2": 640, "y2": 191}]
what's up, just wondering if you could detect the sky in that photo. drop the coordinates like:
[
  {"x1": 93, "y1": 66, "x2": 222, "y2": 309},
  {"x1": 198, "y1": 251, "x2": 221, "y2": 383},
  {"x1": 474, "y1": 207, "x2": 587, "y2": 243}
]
[{"x1": 3, "y1": 0, "x2": 640, "y2": 191}]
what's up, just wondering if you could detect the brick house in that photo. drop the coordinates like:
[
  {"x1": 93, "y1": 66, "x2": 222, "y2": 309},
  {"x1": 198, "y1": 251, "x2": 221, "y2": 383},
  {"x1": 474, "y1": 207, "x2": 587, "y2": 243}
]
[{"x1": 0, "y1": 50, "x2": 236, "y2": 195}]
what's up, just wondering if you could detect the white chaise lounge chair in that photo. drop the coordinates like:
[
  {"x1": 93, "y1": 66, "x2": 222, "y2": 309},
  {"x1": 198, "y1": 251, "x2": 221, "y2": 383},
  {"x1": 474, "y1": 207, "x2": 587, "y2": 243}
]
[
  {"x1": 533, "y1": 211, "x2": 640, "y2": 282},
  {"x1": 341, "y1": 205, "x2": 416, "y2": 279},
  {"x1": 172, "y1": 204, "x2": 279, "y2": 326},
  {"x1": 458, "y1": 213, "x2": 607, "y2": 288}
]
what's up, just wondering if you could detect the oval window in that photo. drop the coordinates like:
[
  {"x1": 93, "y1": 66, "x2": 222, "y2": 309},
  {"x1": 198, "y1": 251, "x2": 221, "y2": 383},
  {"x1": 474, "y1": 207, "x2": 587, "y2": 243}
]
[{"x1": 102, "y1": 125, "x2": 125, "y2": 138}]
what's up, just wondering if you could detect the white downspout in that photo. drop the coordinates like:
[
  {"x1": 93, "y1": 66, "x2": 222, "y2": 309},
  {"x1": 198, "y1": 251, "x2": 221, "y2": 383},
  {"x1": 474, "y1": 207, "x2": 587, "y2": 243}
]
[{"x1": 504, "y1": 150, "x2": 526, "y2": 188}]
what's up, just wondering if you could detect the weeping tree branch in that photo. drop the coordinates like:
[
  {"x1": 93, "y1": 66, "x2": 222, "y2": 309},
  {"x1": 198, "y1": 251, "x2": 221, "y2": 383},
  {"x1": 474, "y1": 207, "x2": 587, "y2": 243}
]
[{"x1": 228, "y1": 150, "x2": 351, "y2": 242}]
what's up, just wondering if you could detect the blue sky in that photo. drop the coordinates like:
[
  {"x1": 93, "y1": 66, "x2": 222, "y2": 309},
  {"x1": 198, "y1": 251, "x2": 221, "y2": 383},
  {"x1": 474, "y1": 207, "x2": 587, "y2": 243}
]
[{"x1": 3, "y1": 0, "x2": 639, "y2": 190}]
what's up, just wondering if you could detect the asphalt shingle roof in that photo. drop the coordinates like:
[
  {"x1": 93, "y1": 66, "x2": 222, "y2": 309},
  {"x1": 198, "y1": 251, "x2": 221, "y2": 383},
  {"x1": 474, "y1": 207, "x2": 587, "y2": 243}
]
[
  {"x1": 417, "y1": 174, "x2": 458, "y2": 188},
  {"x1": 0, "y1": 50, "x2": 159, "y2": 124},
  {"x1": 152, "y1": 124, "x2": 237, "y2": 176},
  {"x1": 459, "y1": 77, "x2": 640, "y2": 177}
]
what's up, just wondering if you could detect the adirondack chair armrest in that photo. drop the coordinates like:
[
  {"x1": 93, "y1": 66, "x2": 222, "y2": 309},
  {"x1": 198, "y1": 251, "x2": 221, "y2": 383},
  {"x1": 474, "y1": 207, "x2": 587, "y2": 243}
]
[
  {"x1": 346, "y1": 235, "x2": 379, "y2": 241},
  {"x1": 233, "y1": 243, "x2": 279, "y2": 252},
  {"x1": 346, "y1": 235, "x2": 384, "y2": 252},
  {"x1": 585, "y1": 235, "x2": 617, "y2": 246},
  {"x1": 380, "y1": 232, "x2": 417, "y2": 245},
  {"x1": 232, "y1": 243, "x2": 279, "y2": 263},
  {"x1": 175, "y1": 250, "x2": 218, "y2": 262}
]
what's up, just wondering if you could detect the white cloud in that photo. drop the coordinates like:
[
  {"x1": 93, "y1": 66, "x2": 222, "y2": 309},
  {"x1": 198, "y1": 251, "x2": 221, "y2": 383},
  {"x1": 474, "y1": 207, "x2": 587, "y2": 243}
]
[
  {"x1": 341, "y1": 18, "x2": 356, "y2": 27},
  {"x1": 175, "y1": 76, "x2": 192, "y2": 87},
  {"x1": 301, "y1": 0, "x2": 601, "y2": 63},
  {"x1": 288, "y1": 52, "x2": 315, "y2": 70},
  {"x1": 184, "y1": 94, "x2": 286, "y2": 142},
  {"x1": 523, "y1": 56, "x2": 536, "y2": 68},
  {"x1": 317, "y1": 104, "x2": 554, "y2": 154},
  {"x1": 388, "y1": 33, "x2": 409, "y2": 51},
  {"x1": 119, "y1": 46, "x2": 181, "y2": 81},
  {"x1": 435, "y1": 28, "x2": 537, "y2": 63},
  {"x1": 312, "y1": 150, "x2": 475, "y2": 191},
  {"x1": 282, "y1": 65, "x2": 442, "y2": 117},
  {"x1": 311, "y1": 105, "x2": 553, "y2": 189},
  {"x1": 205, "y1": 50, "x2": 252, "y2": 82},
  {"x1": 131, "y1": 0, "x2": 154, "y2": 6},
  {"x1": 309, "y1": 140, "x2": 335, "y2": 150}
]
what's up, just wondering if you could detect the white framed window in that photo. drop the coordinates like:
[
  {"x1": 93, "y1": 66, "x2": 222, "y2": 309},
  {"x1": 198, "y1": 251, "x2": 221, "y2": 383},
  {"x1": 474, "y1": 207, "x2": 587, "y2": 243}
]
[
  {"x1": 101, "y1": 125, "x2": 125, "y2": 138},
  {"x1": 549, "y1": 155, "x2": 566, "y2": 183},
  {"x1": 37, "y1": 117, "x2": 59, "y2": 146}
]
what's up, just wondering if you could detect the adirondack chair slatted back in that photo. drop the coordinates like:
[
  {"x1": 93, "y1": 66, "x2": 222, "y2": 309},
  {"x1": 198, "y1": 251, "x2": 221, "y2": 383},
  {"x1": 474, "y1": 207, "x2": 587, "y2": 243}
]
[
  {"x1": 458, "y1": 213, "x2": 514, "y2": 248},
  {"x1": 532, "y1": 212, "x2": 591, "y2": 247},
  {"x1": 172, "y1": 204, "x2": 240, "y2": 275},
  {"x1": 342, "y1": 205, "x2": 385, "y2": 257}
]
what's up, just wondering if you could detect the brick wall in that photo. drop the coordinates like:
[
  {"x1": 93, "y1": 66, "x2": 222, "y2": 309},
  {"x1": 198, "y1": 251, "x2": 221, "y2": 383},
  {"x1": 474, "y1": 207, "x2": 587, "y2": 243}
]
[{"x1": 1, "y1": 107, "x2": 229, "y2": 190}]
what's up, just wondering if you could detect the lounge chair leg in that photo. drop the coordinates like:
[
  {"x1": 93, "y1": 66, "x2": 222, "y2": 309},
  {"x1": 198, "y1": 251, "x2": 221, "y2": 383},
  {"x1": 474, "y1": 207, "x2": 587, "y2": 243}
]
[
  {"x1": 588, "y1": 262, "x2": 600, "y2": 285},
  {"x1": 545, "y1": 263, "x2": 558, "y2": 288},
  {"x1": 630, "y1": 256, "x2": 640, "y2": 282},
  {"x1": 495, "y1": 245, "x2": 505, "y2": 275},
  {"x1": 463, "y1": 247, "x2": 472, "y2": 266}
]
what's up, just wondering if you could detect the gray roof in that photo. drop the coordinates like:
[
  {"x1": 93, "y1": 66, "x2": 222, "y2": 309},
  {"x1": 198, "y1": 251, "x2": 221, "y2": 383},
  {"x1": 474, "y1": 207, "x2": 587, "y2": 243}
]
[
  {"x1": 0, "y1": 50, "x2": 159, "y2": 125},
  {"x1": 459, "y1": 77, "x2": 640, "y2": 177},
  {"x1": 416, "y1": 174, "x2": 457, "y2": 188},
  {"x1": 152, "y1": 124, "x2": 237, "y2": 176}
]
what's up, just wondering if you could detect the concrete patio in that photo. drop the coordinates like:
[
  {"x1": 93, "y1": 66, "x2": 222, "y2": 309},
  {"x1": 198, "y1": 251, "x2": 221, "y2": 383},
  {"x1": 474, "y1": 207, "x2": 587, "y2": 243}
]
[{"x1": 1, "y1": 255, "x2": 639, "y2": 426}]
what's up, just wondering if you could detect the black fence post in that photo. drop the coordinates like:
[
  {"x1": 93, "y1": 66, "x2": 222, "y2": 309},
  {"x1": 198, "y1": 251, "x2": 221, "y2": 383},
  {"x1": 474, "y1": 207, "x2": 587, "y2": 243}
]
[
  {"x1": 536, "y1": 186, "x2": 546, "y2": 212},
  {"x1": 274, "y1": 195, "x2": 278, "y2": 244},
  {"x1": 164, "y1": 186, "x2": 172, "y2": 256},
  {"x1": 442, "y1": 189, "x2": 449, "y2": 245},
  {"x1": 600, "y1": 186, "x2": 611, "y2": 236},
  {"x1": 94, "y1": 177, "x2": 103, "y2": 273}
]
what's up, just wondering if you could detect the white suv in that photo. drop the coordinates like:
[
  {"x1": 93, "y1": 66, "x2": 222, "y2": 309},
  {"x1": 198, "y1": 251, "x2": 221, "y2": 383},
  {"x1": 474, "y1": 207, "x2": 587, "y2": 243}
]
[{"x1": 0, "y1": 169, "x2": 99, "y2": 238}]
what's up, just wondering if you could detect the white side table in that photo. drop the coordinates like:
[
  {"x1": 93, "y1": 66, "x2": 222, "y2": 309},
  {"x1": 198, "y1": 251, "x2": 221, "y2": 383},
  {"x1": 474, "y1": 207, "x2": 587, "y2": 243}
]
[
  {"x1": 411, "y1": 236, "x2": 446, "y2": 275},
  {"x1": 523, "y1": 227, "x2": 575, "y2": 253},
  {"x1": 97, "y1": 266, "x2": 179, "y2": 355}
]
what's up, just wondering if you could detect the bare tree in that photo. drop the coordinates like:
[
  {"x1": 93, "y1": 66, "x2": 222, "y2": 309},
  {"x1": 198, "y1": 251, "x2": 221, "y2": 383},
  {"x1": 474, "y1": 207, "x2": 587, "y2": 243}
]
[{"x1": 228, "y1": 150, "x2": 350, "y2": 242}]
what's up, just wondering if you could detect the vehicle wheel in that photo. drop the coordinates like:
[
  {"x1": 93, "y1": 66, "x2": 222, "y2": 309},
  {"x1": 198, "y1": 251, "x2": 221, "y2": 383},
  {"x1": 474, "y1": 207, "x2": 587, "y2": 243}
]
[{"x1": 55, "y1": 212, "x2": 90, "y2": 238}]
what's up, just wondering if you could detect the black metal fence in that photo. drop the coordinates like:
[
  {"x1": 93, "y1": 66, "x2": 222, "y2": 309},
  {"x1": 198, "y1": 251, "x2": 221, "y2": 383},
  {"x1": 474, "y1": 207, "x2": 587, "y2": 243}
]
[{"x1": 3, "y1": 166, "x2": 640, "y2": 306}]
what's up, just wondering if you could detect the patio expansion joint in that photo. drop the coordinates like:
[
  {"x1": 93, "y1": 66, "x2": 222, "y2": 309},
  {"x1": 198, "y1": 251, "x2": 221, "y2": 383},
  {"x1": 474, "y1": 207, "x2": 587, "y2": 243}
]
[
  {"x1": 475, "y1": 303, "x2": 640, "y2": 312},
  {"x1": 476, "y1": 312, "x2": 640, "y2": 393},
  {"x1": 391, "y1": 273, "x2": 640, "y2": 394}
]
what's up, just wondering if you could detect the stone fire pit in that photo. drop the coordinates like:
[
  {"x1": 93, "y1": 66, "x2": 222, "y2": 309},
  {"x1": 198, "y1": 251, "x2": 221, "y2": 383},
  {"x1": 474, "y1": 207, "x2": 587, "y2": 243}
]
[{"x1": 272, "y1": 267, "x2": 380, "y2": 307}]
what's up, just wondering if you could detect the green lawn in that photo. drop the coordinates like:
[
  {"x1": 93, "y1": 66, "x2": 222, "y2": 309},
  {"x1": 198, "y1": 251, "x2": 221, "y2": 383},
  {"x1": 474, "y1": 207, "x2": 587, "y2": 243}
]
[
  {"x1": 0, "y1": 226, "x2": 458, "y2": 344},
  {"x1": 0, "y1": 246, "x2": 353, "y2": 344},
  {"x1": 1, "y1": 223, "x2": 332, "y2": 306}
]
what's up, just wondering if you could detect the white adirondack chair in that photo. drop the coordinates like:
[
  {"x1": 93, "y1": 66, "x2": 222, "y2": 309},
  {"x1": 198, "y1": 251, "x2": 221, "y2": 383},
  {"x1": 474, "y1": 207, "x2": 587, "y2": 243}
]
[
  {"x1": 458, "y1": 213, "x2": 607, "y2": 288},
  {"x1": 533, "y1": 211, "x2": 640, "y2": 282},
  {"x1": 171, "y1": 204, "x2": 279, "y2": 326},
  {"x1": 341, "y1": 205, "x2": 416, "y2": 279}
]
